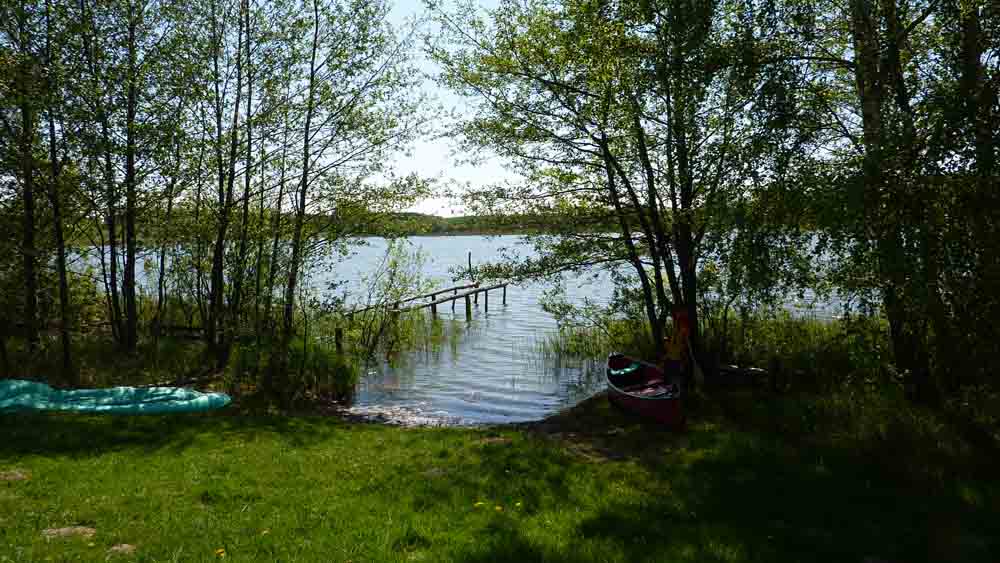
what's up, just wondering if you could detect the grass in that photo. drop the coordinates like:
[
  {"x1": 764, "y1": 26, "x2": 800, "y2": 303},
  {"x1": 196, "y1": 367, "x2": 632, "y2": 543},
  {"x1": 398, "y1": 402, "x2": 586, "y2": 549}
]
[
  {"x1": 542, "y1": 311, "x2": 894, "y2": 392},
  {"x1": 2, "y1": 307, "x2": 456, "y2": 400},
  {"x1": 3, "y1": 336, "x2": 213, "y2": 388},
  {"x1": 2, "y1": 390, "x2": 998, "y2": 562},
  {"x1": 537, "y1": 318, "x2": 656, "y2": 360}
]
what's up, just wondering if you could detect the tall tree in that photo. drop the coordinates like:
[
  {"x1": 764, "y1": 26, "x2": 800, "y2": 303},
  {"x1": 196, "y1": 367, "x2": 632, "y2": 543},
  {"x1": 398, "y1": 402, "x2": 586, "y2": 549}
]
[
  {"x1": 13, "y1": 2, "x2": 40, "y2": 353},
  {"x1": 428, "y1": 0, "x2": 805, "y2": 366},
  {"x1": 230, "y1": 0, "x2": 255, "y2": 333},
  {"x1": 42, "y1": 0, "x2": 72, "y2": 376},
  {"x1": 207, "y1": 0, "x2": 245, "y2": 367}
]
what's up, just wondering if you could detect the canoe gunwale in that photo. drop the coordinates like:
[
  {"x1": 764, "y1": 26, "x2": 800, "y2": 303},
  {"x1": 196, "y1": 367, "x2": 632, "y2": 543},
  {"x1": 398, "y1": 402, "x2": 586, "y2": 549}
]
[{"x1": 605, "y1": 356, "x2": 679, "y2": 401}]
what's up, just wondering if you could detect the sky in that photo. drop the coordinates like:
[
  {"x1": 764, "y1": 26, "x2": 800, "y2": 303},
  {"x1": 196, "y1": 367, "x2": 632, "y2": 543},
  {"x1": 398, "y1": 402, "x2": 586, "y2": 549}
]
[{"x1": 386, "y1": 0, "x2": 512, "y2": 217}]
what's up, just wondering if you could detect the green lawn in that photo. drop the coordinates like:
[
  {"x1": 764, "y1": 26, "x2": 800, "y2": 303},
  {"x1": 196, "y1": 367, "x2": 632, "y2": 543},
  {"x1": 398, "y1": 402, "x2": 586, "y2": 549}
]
[{"x1": 1, "y1": 392, "x2": 997, "y2": 562}]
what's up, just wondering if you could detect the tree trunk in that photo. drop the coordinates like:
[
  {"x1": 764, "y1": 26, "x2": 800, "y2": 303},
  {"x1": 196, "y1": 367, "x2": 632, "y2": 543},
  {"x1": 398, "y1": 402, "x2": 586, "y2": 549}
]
[
  {"x1": 265, "y1": 66, "x2": 292, "y2": 341},
  {"x1": 154, "y1": 137, "x2": 180, "y2": 345},
  {"x1": 18, "y1": 8, "x2": 38, "y2": 353},
  {"x1": 600, "y1": 133, "x2": 663, "y2": 355},
  {"x1": 959, "y1": 4, "x2": 995, "y2": 179},
  {"x1": 231, "y1": 0, "x2": 254, "y2": 333},
  {"x1": 254, "y1": 131, "x2": 266, "y2": 338},
  {"x1": 208, "y1": 0, "x2": 245, "y2": 368},
  {"x1": 78, "y1": 0, "x2": 122, "y2": 343},
  {"x1": 850, "y1": 0, "x2": 908, "y2": 378},
  {"x1": 851, "y1": 0, "x2": 930, "y2": 388},
  {"x1": 44, "y1": 0, "x2": 73, "y2": 379},
  {"x1": 605, "y1": 131, "x2": 669, "y2": 351},
  {"x1": 279, "y1": 0, "x2": 321, "y2": 391},
  {"x1": 672, "y1": 94, "x2": 703, "y2": 377},
  {"x1": 122, "y1": 0, "x2": 140, "y2": 353},
  {"x1": 193, "y1": 116, "x2": 208, "y2": 329},
  {"x1": 102, "y1": 118, "x2": 122, "y2": 342},
  {"x1": 631, "y1": 103, "x2": 674, "y2": 328}
]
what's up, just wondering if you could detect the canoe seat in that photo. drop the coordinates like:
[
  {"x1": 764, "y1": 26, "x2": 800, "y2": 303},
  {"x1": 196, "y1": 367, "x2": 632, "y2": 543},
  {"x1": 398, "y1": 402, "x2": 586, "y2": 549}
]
[
  {"x1": 609, "y1": 362, "x2": 642, "y2": 377},
  {"x1": 622, "y1": 377, "x2": 664, "y2": 393},
  {"x1": 629, "y1": 384, "x2": 672, "y2": 398}
]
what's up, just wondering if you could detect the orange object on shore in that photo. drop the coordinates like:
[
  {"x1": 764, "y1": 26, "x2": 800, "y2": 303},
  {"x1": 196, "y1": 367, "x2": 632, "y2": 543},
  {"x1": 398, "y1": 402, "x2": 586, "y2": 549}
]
[{"x1": 663, "y1": 306, "x2": 691, "y2": 362}]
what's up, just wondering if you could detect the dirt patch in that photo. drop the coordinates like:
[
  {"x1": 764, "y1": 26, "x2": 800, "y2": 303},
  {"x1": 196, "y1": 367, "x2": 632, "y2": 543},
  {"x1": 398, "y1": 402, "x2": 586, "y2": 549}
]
[
  {"x1": 0, "y1": 469, "x2": 30, "y2": 482},
  {"x1": 42, "y1": 527, "x2": 96, "y2": 539},
  {"x1": 516, "y1": 392, "x2": 688, "y2": 462},
  {"x1": 478, "y1": 437, "x2": 512, "y2": 445},
  {"x1": 108, "y1": 544, "x2": 137, "y2": 556}
]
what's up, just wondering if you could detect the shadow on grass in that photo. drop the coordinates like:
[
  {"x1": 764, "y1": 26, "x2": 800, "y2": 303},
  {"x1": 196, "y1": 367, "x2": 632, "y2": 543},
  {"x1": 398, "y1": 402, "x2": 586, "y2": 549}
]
[
  {"x1": 0, "y1": 411, "x2": 346, "y2": 459},
  {"x1": 484, "y1": 390, "x2": 1000, "y2": 563},
  {"x1": 3, "y1": 389, "x2": 998, "y2": 563},
  {"x1": 437, "y1": 426, "x2": 999, "y2": 563}
]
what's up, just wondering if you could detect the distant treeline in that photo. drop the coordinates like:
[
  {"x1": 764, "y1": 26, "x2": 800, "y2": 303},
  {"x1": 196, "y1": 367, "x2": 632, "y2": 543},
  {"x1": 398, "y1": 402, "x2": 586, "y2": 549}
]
[
  {"x1": 69, "y1": 209, "x2": 592, "y2": 245},
  {"x1": 367, "y1": 212, "x2": 615, "y2": 236}
]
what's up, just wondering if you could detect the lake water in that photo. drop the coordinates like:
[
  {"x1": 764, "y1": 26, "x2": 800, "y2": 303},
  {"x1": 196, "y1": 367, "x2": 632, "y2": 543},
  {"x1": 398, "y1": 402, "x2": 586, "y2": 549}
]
[
  {"x1": 312, "y1": 235, "x2": 840, "y2": 425},
  {"x1": 318, "y1": 236, "x2": 612, "y2": 425},
  {"x1": 85, "y1": 234, "x2": 840, "y2": 425}
]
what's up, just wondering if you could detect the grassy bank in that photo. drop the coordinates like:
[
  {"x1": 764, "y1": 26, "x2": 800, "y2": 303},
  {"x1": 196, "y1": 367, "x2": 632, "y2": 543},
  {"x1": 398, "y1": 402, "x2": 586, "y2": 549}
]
[
  {"x1": 2, "y1": 306, "x2": 465, "y2": 405},
  {"x1": 2, "y1": 389, "x2": 998, "y2": 562},
  {"x1": 542, "y1": 311, "x2": 891, "y2": 390}
]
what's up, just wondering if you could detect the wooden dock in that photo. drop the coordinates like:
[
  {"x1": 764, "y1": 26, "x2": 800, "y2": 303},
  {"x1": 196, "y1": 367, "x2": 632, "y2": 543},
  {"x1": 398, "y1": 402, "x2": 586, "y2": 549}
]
[
  {"x1": 344, "y1": 282, "x2": 482, "y2": 319},
  {"x1": 336, "y1": 281, "x2": 510, "y2": 351}
]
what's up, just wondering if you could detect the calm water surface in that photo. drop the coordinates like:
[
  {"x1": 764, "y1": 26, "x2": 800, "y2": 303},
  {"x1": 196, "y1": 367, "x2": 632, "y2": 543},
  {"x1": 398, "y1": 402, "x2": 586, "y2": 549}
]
[
  {"x1": 315, "y1": 235, "x2": 840, "y2": 425},
  {"x1": 318, "y1": 236, "x2": 610, "y2": 425},
  {"x1": 89, "y1": 235, "x2": 839, "y2": 425}
]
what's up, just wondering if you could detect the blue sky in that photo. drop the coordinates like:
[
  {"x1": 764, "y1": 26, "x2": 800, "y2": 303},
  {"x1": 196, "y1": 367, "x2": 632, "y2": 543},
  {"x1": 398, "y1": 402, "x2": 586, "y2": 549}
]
[{"x1": 387, "y1": 0, "x2": 510, "y2": 217}]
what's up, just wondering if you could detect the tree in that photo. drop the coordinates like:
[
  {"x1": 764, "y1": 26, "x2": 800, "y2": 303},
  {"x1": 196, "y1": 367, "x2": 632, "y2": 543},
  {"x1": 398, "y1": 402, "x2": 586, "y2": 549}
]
[
  {"x1": 42, "y1": 0, "x2": 72, "y2": 376},
  {"x1": 10, "y1": 1, "x2": 41, "y2": 353},
  {"x1": 428, "y1": 0, "x2": 810, "y2": 367},
  {"x1": 275, "y1": 0, "x2": 428, "y2": 391}
]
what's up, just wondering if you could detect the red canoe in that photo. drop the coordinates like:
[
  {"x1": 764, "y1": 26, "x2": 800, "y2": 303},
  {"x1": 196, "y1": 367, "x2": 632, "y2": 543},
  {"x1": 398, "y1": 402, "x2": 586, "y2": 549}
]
[{"x1": 606, "y1": 353, "x2": 685, "y2": 428}]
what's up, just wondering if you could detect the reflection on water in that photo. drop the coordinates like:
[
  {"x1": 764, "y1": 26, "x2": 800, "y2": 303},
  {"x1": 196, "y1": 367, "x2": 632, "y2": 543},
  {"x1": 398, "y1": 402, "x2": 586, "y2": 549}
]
[
  {"x1": 82, "y1": 235, "x2": 840, "y2": 425},
  {"x1": 314, "y1": 236, "x2": 614, "y2": 425},
  {"x1": 344, "y1": 316, "x2": 608, "y2": 426},
  {"x1": 321, "y1": 235, "x2": 841, "y2": 426}
]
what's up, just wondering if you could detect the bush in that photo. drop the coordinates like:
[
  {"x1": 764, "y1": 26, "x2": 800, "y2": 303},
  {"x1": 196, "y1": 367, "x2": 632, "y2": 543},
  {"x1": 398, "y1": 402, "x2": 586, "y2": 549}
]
[
  {"x1": 702, "y1": 311, "x2": 890, "y2": 392},
  {"x1": 225, "y1": 335, "x2": 360, "y2": 404},
  {"x1": 286, "y1": 336, "x2": 360, "y2": 402}
]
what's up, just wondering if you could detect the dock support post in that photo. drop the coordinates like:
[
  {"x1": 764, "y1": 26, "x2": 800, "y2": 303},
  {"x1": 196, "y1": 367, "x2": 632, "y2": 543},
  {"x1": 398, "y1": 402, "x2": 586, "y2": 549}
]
[
  {"x1": 484, "y1": 289, "x2": 488, "y2": 313},
  {"x1": 431, "y1": 302, "x2": 437, "y2": 318},
  {"x1": 452, "y1": 288, "x2": 457, "y2": 311},
  {"x1": 502, "y1": 285, "x2": 507, "y2": 305},
  {"x1": 465, "y1": 295, "x2": 472, "y2": 321}
]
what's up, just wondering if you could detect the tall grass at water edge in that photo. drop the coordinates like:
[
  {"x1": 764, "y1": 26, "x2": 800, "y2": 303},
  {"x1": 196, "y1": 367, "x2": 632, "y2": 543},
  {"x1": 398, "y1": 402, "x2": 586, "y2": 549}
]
[
  {"x1": 538, "y1": 311, "x2": 890, "y2": 390},
  {"x1": 538, "y1": 309, "x2": 999, "y2": 450}
]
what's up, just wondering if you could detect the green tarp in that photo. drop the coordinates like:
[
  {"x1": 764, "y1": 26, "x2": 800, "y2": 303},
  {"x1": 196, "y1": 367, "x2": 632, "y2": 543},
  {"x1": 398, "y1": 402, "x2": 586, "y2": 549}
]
[{"x1": 0, "y1": 379, "x2": 231, "y2": 415}]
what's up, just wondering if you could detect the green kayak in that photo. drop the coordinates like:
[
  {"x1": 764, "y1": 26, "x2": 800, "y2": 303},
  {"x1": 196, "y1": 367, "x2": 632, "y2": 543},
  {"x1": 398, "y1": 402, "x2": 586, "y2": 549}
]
[{"x1": 0, "y1": 379, "x2": 231, "y2": 415}]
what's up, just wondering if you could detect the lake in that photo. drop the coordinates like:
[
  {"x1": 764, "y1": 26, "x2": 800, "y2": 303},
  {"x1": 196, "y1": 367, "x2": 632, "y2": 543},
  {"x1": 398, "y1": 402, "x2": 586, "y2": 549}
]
[
  {"x1": 316, "y1": 235, "x2": 612, "y2": 425},
  {"x1": 311, "y1": 235, "x2": 840, "y2": 425},
  {"x1": 89, "y1": 234, "x2": 840, "y2": 425}
]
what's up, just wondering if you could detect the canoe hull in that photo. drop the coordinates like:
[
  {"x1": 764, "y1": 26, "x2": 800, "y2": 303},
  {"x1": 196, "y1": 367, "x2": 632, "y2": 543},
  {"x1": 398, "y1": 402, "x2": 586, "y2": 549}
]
[
  {"x1": 607, "y1": 386, "x2": 684, "y2": 427},
  {"x1": 606, "y1": 354, "x2": 685, "y2": 429}
]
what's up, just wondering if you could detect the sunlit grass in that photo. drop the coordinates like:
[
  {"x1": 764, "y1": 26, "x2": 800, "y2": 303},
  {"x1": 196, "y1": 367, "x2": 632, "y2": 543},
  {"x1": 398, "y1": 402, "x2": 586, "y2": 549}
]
[
  {"x1": 536, "y1": 318, "x2": 655, "y2": 360},
  {"x1": 2, "y1": 388, "x2": 997, "y2": 562}
]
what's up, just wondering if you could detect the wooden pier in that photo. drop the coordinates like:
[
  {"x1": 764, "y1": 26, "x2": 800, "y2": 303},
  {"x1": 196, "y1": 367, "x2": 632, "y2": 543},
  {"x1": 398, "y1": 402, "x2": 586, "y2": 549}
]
[
  {"x1": 336, "y1": 281, "x2": 510, "y2": 352},
  {"x1": 344, "y1": 282, "x2": 482, "y2": 319},
  {"x1": 394, "y1": 283, "x2": 507, "y2": 316}
]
